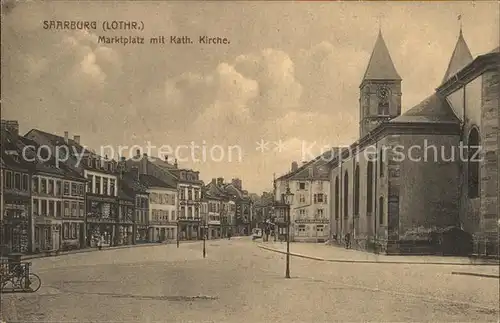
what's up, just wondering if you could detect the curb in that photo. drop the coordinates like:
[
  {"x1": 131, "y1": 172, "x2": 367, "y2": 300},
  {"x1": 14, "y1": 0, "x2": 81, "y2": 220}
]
[
  {"x1": 19, "y1": 240, "x2": 204, "y2": 261},
  {"x1": 451, "y1": 272, "x2": 500, "y2": 279},
  {"x1": 258, "y1": 245, "x2": 500, "y2": 266},
  {"x1": 258, "y1": 245, "x2": 325, "y2": 261}
]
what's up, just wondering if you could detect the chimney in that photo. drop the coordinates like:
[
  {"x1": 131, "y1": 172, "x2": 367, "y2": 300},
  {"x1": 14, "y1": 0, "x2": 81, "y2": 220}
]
[
  {"x1": 211, "y1": 178, "x2": 216, "y2": 185},
  {"x1": 64, "y1": 131, "x2": 69, "y2": 144},
  {"x1": 140, "y1": 153, "x2": 148, "y2": 174},
  {"x1": 2, "y1": 120, "x2": 19, "y2": 142},
  {"x1": 231, "y1": 178, "x2": 242, "y2": 190},
  {"x1": 73, "y1": 135, "x2": 80, "y2": 145},
  {"x1": 174, "y1": 158, "x2": 178, "y2": 168},
  {"x1": 217, "y1": 177, "x2": 224, "y2": 186},
  {"x1": 291, "y1": 161, "x2": 298, "y2": 172},
  {"x1": 131, "y1": 166, "x2": 139, "y2": 181}
]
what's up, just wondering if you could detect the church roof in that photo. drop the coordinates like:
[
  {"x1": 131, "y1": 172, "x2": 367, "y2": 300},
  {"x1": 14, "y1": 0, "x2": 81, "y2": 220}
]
[
  {"x1": 362, "y1": 30, "x2": 401, "y2": 82},
  {"x1": 441, "y1": 30, "x2": 473, "y2": 84},
  {"x1": 390, "y1": 93, "x2": 459, "y2": 124}
]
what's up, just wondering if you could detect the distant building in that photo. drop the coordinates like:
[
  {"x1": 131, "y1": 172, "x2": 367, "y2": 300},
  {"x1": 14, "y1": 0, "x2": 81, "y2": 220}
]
[{"x1": 274, "y1": 154, "x2": 333, "y2": 243}]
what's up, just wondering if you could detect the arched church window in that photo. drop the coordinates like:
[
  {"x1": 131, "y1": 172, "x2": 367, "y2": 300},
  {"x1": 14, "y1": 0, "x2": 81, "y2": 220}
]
[
  {"x1": 334, "y1": 176, "x2": 339, "y2": 219},
  {"x1": 366, "y1": 161, "x2": 374, "y2": 214},
  {"x1": 379, "y1": 149, "x2": 384, "y2": 177},
  {"x1": 377, "y1": 86, "x2": 390, "y2": 116},
  {"x1": 379, "y1": 197, "x2": 384, "y2": 225},
  {"x1": 353, "y1": 164, "x2": 360, "y2": 216},
  {"x1": 468, "y1": 127, "x2": 480, "y2": 198},
  {"x1": 343, "y1": 171, "x2": 349, "y2": 219}
]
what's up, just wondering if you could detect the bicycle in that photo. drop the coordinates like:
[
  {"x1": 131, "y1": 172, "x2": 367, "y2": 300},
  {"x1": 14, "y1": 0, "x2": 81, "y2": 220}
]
[{"x1": 0, "y1": 261, "x2": 41, "y2": 293}]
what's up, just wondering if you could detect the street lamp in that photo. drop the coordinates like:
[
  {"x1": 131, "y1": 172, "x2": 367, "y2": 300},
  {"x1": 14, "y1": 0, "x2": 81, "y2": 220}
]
[
  {"x1": 282, "y1": 187, "x2": 294, "y2": 279},
  {"x1": 176, "y1": 220, "x2": 180, "y2": 248},
  {"x1": 203, "y1": 212, "x2": 207, "y2": 258}
]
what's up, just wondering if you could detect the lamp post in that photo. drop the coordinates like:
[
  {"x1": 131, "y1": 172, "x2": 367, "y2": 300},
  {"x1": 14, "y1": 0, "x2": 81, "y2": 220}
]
[
  {"x1": 176, "y1": 220, "x2": 180, "y2": 248},
  {"x1": 282, "y1": 187, "x2": 294, "y2": 279},
  {"x1": 203, "y1": 213, "x2": 206, "y2": 258}
]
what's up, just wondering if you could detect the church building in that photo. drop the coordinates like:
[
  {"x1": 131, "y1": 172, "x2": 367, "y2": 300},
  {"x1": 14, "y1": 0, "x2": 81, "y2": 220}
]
[{"x1": 328, "y1": 28, "x2": 499, "y2": 256}]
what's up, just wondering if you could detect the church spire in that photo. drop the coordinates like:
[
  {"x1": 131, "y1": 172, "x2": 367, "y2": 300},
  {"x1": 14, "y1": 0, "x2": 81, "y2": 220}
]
[
  {"x1": 361, "y1": 29, "x2": 401, "y2": 85},
  {"x1": 441, "y1": 21, "x2": 473, "y2": 84}
]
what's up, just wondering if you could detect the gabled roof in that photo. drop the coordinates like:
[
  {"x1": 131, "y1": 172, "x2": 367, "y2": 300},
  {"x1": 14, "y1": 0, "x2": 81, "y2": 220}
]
[
  {"x1": 18, "y1": 136, "x2": 84, "y2": 179},
  {"x1": 25, "y1": 129, "x2": 115, "y2": 175},
  {"x1": 118, "y1": 187, "x2": 134, "y2": 201},
  {"x1": 121, "y1": 172, "x2": 149, "y2": 194},
  {"x1": 138, "y1": 174, "x2": 176, "y2": 190},
  {"x1": 441, "y1": 30, "x2": 473, "y2": 84},
  {"x1": 1, "y1": 129, "x2": 35, "y2": 171},
  {"x1": 390, "y1": 93, "x2": 460, "y2": 124},
  {"x1": 27, "y1": 129, "x2": 85, "y2": 154},
  {"x1": 276, "y1": 148, "x2": 338, "y2": 182},
  {"x1": 205, "y1": 182, "x2": 231, "y2": 200},
  {"x1": 362, "y1": 30, "x2": 401, "y2": 82}
]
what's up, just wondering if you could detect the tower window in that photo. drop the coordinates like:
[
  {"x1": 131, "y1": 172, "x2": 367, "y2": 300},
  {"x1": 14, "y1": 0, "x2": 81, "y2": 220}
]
[{"x1": 377, "y1": 86, "x2": 390, "y2": 116}]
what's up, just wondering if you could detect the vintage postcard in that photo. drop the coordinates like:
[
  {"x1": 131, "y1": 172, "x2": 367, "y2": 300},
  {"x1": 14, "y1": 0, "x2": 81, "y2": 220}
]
[{"x1": 0, "y1": 0, "x2": 499, "y2": 322}]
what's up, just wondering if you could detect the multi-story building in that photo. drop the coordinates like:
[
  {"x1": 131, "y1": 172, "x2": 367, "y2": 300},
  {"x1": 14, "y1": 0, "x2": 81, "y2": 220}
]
[
  {"x1": 127, "y1": 152, "x2": 206, "y2": 240},
  {"x1": 203, "y1": 188, "x2": 221, "y2": 239},
  {"x1": 171, "y1": 169, "x2": 203, "y2": 240},
  {"x1": 19, "y1": 136, "x2": 86, "y2": 252},
  {"x1": 274, "y1": 157, "x2": 332, "y2": 243},
  {"x1": 225, "y1": 178, "x2": 253, "y2": 236},
  {"x1": 136, "y1": 169, "x2": 177, "y2": 242},
  {"x1": 116, "y1": 187, "x2": 135, "y2": 245},
  {"x1": 118, "y1": 163, "x2": 149, "y2": 244},
  {"x1": 1, "y1": 120, "x2": 33, "y2": 254},
  {"x1": 25, "y1": 130, "x2": 119, "y2": 247}
]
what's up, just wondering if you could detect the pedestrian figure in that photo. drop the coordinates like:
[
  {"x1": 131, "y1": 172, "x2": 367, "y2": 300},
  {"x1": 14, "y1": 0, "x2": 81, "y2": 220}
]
[
  {"x1": 345, "y1": 232, "x2": 351, "y2": 249},
  {"x1": 98, "y1": 235, "x2": 104, "y2": 250},
  {"x1": 228, "y1": 231, "x2": 231, "y2": 240}
]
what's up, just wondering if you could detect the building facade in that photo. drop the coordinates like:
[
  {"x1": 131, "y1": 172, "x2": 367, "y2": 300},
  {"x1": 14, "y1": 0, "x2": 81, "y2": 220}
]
[
  {"x1": 204, "y1": 191, "x2": 221, "y2": 239},
  {"x1": 326, "y1": 29, "x2": 499, "y2": 256},
  {"x1": 140, "y1": 174, "x2": 177, "y2": 242},
  {"x1": 118, "y1": 166, "x2": 149, "y2": 244},
  {"x1": 116, "y1": 188, "x2": 135, "y2": 245},
  {"x1": 274, "y1": 159, "x2": 331, "y2": 243},
  {"x1": 175, "y1": 169, "x2": 203, "y2": 240},
  {"x1": 1, "y1": 121, "x2": 32, "y2": 254}
]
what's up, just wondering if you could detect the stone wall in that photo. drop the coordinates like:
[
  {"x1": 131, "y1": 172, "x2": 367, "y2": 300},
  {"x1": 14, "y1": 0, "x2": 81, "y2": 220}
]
[{"x1": 474, "y1": 69, "x2": 499, "y2": 256}]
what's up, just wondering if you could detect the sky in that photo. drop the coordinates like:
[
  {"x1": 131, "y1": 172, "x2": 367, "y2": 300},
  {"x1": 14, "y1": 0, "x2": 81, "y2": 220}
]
[{"x1": 1, "y1": 1, "x2": 498, "y2": 194}]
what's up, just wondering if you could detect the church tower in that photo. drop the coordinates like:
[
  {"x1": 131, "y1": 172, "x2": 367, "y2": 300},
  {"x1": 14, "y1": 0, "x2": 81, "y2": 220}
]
[{"x1": 359, "y1": 30, "x2": 402, "y2": 138}]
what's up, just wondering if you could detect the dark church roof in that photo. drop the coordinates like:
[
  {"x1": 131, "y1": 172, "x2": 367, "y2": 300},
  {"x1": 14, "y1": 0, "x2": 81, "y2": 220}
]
[
  {"x1": 390, "y1": 93, "x2": 459, "y2": 124},
  {"x1": 362, "y1": 30, "x2": 401, "y2": 82},
  {"x1": 441, "y1": 30, "x2": 473, "y2": 84}
]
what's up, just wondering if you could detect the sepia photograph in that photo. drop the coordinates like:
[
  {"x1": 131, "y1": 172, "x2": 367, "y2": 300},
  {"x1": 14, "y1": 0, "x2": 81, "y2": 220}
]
[{"x1": 0, "y1": 0, "x2": 499, "y2": 322}]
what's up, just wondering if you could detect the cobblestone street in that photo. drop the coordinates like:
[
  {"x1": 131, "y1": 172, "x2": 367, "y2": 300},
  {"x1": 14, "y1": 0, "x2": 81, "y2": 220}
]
[{"x1": 1, "y1": 238, "x2": 498, "y2": 322}]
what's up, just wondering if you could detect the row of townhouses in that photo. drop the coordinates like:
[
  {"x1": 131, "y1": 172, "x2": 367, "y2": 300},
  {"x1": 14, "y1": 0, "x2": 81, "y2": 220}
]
[
  {"x1": 0, "y1": 124, "x2": 254, "y2": 254},
  {"x1": 273, "y1": 29, "x2": 499, "y2": 257}
]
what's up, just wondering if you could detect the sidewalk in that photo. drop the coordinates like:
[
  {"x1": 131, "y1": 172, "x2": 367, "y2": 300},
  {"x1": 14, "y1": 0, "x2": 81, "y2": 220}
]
[
  {"x1": 17, "y1": 240, "x2": 203, "y2": 261},
  {"x1": 257, "y1": 241, "x2": 500, "y2": 276}
]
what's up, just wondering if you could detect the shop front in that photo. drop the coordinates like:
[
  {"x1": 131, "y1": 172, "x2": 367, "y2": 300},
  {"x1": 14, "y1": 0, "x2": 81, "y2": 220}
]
[
  {"x1": 2, "y1": 198, "x2": 30, "y2": 254},
  {"x1": 34, "y1": 217, "x2": 61, "y2": 253}
]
